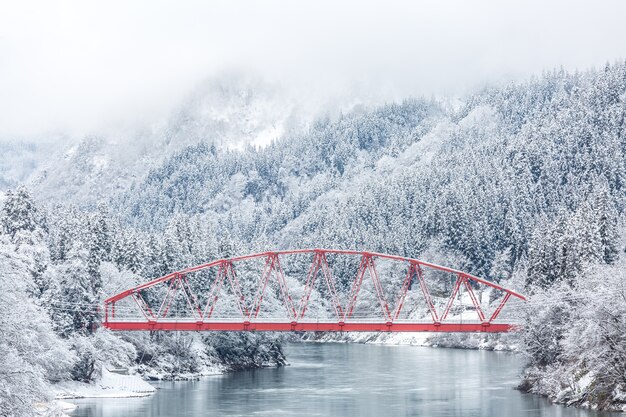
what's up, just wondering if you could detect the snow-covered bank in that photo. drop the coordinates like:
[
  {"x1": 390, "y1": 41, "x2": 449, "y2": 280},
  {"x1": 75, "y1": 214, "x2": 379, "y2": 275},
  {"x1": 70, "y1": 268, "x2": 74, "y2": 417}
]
[
  {"x1": 517, "y1": 262, "x2": 626, "y2": 413},
  {"x1": 140, "y1": 365, "x2": 223, "y2": 382},
  {"x1": 297, "y1": 295, "x2": 520, "y2": 352},
  {"x1": 519, "y1": 368, "x2": 626, "y2": 413},
  {"x1": 53, "y1": 368, "x2": 156, "y2": 399},
  {"x1": 299, "y1": 331, "x2": 517, "y2": 351},
  {"x1": 34, "y1": 400, "x2": 77, "y2": 417},
  {"x1": 54, "y1": 400, "x2": 77, "y2": 411}
]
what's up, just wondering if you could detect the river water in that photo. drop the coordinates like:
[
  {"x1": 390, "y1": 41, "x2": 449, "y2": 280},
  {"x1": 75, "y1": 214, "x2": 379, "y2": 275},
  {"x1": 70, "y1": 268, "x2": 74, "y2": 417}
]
[{"x1": 69, "y1": 343, "x2": 618, "y2": 417}]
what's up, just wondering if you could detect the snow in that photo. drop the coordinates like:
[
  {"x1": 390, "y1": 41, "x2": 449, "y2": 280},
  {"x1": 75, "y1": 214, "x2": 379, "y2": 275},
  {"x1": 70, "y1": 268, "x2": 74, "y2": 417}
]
[
  {"x1": 381, "y1": 119, "x2": 452, "y2": 170},
  {"x1": 250, "y1": 123, "x2": 285, "y2": 149},
  {"x1": 64, "y1": 146, "x2": 77, "y2": 159},
  {"x1": 304, "y1": 330, "x2": 516, "y2": 353},
  {"x1": 457, "y1": 105, "x2": 497, "y2": 130},
  {"x1": 92, "y1": 154, "x2": 109, "y2": 171},
  {"x1": 55, "y1": 400, "x2": 78, "y2": 412},
  {"x1": 53, "y1": 368, "x2": 156, "y2": 399},
  {"x1": 33, "y1": 400, "x2": 77, "y2": 417}
]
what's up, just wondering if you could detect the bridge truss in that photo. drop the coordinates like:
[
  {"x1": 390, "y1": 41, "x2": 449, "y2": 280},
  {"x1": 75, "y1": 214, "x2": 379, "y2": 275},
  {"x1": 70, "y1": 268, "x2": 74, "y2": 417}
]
[{"x1": 103, "y1": 249, "x2": 525, "y2": 333}]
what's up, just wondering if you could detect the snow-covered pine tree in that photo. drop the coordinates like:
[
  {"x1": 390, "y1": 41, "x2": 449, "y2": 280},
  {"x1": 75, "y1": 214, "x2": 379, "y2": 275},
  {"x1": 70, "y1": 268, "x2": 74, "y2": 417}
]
[{"x1": 0, "y1": 186, "x2": 39, "y2": 239}]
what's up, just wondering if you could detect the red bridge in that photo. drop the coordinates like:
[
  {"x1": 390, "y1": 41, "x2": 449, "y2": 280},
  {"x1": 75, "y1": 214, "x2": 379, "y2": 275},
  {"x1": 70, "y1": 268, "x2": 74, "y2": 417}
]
[{"x1": 103, "y1": 249, "x2": 526, "y2": 333}]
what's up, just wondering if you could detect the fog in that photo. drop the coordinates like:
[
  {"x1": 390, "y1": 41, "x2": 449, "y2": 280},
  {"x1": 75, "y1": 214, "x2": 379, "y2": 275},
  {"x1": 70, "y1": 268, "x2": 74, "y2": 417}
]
[{"x1": 1, "y1": 0, "x2": 625, "y2": 138}]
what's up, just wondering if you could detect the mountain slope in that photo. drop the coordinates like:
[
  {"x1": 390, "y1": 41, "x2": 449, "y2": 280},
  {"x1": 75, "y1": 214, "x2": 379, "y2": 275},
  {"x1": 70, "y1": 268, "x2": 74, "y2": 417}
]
[{"x1": 26, "y1": 74, "x2": 312, "y2": 206}]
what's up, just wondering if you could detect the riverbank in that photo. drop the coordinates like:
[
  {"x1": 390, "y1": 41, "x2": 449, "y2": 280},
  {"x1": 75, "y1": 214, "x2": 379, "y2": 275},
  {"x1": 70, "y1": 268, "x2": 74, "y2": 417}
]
[
  {"x1": 519, "y1": 366, "x2": 626, "y2": 413},
  {"x1": 299, "y1": 330, "x2": 517, "y2": 351},
  {"x1": 52, "y1": 352, "x2": 283, "y2": 400},
  {"x1": 53, "y1": 368, "x2": 156, "y2": 399},
  {"x1": 33, "y1": 400, "x2": 77, "y2": 417}
]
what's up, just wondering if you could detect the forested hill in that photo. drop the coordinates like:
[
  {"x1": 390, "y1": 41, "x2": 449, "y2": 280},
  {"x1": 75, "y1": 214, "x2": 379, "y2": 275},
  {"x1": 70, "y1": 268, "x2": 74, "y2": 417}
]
[{"x1": 117, "y1": 63, "x2": 625, "y2": 283}]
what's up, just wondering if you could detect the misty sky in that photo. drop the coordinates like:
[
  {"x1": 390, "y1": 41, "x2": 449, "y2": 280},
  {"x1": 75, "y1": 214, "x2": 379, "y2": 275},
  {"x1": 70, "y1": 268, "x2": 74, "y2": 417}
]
[{"x1": 1, "y1": 0, "x2": 625, "y2": 138}]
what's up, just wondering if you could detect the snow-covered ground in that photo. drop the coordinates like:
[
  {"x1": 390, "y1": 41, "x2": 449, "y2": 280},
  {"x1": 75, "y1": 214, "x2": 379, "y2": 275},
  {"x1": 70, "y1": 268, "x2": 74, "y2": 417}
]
[
  {"x1": 53, "y1": 368, "x2": 156, "y2": 399},
  {"x1": 139, "y1": 363, "x2": 224, "y2": 381},
  {"x1": 302, "y1": 329, "x2": 517, "y2": 352},
  {"x1": 33, "y1": 400, "x2": 77, "y2": 417}
]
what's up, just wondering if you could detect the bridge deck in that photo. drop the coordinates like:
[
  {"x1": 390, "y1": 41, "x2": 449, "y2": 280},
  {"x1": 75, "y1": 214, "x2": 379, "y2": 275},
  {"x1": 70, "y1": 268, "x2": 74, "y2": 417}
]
[{"x1": 103, "y1": 319, "x2": 518, "y2": 332}]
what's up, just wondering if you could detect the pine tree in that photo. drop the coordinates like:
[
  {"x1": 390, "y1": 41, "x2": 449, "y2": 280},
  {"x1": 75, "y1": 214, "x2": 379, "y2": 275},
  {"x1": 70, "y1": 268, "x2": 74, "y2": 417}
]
[
  {"x1": 0, "y1": 186, "x2": 40, "y2": 239},
  {"x1": 591, "y1": 185, "x2": 619, "y2": 264},
  {"x1": 113, "y1": 230, "x2": 143, "y2": 273},
  {"x1": 44, "y1": 246, "x2": 101, "y2": 337}
]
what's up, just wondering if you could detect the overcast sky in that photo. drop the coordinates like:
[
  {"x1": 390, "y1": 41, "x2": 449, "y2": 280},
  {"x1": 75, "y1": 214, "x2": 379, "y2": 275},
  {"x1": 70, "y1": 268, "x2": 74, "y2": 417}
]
[{"x1": 1, "y1": 0, "x2": 625, "y2": 138}]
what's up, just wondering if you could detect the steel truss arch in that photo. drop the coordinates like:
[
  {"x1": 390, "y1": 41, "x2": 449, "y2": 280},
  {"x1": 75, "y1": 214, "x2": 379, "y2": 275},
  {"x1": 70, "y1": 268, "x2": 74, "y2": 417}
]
[{"x1": 103, "y1": 249, "x2": 526, "y2": 333}]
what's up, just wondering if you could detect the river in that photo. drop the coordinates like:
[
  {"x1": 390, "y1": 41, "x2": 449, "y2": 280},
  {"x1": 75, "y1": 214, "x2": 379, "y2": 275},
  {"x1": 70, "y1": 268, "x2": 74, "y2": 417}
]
[{"x1": 68, "y1": 343, "x2": 618, "y2": 417}]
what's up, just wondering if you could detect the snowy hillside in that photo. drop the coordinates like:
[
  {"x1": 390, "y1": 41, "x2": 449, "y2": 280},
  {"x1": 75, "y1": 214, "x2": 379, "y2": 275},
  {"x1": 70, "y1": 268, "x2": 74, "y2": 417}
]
[
  {"x1": 24, "y1": 74, "x2": 314, "y2": 206},
  {"x1": 0, "y1": 140, "x2": 58, "y2": 190}
]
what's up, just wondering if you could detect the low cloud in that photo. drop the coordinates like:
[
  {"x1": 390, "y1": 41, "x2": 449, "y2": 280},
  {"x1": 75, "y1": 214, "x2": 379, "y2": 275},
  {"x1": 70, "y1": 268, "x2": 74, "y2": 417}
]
[{"x1": 1, "y1": 0, "x2": 625, "y2": 138}]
